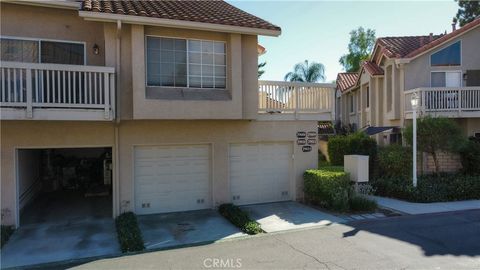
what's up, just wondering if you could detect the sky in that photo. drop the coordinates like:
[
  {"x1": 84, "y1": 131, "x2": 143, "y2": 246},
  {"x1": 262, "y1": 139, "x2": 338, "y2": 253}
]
[{"x1": 228, "y1": 0, "x2": 459, "y2": 82}]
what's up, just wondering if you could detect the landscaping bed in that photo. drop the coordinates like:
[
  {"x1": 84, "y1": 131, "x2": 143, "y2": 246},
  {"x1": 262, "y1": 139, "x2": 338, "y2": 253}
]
[
  {"x1": 115, "y1": 212, "x2": 145, "y2": 253},
  {"x1": 218, "y1": 204, "x2": 263, "y2": 235}
]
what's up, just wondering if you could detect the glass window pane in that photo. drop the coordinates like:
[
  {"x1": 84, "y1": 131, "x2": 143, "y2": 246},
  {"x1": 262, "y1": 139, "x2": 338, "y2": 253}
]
[
  {"x1": 202, "y1": 77, "x2": 214, "y2": 88},
  {"x1": 147, "y1": 63, "x2": 160, "y2": 76},
  {"x1": 189, "y1": 76, "x2": 201, "y2": 88},
  {"x1": 0, "y1": 38, "x2": 39, "y2": 63},
  {"x1": 160, "y1": 50, "x2": 175, "y2": 62},
  {"x1": 161, "y1": 38, "x2": 174, "y2": 50},
  {"x1": 175, "y1": 51, "x2": 186, "y2": 63},
  {"x1": 160, "y1": 75, "x2": 174, "y2": 86},
  {"x1": 175, "y1": 39, "x2": 186, "y2": 51},
  {"x1": 148, "y1": 50, "x2": 161, "y2": 62},
  {"x1": 188, "y1": 40, "x2": 201, "y2": 52},
  {"x1": 160, "y1": 63, "x2": 174, "y2": 76},
  {"x1": 215, "y1": 77, "x2": 226, "y2": 89},
  {"x1": 431, "y1": 41, "x2": 461, "y2": 66},
  {"x1": 214, "y1": 54, "x2": 225, "y2": 65},
  {"x1": 202, "y1": 53, "x2": 213, "y2": 65},
  {"x1": 147, "y1": 75, "x2": 160, "y2": 86},
  {"x1": 202, "y1": 41, "x2": 214, "y2": 53},
  {"x1": 147, "y1": 37, "x2": 160, "y2": 49},
  {"x1": 202, "y1": 65, "x2": 214, "y2": 77},
  {"x1": 175, "y1": 76, "x2": 187, "y2": 87},
  {"x1": 431, "y1": 72, "x2": 446, "y2": 87},
  {"x1": 41, "y1": 41, "x2": 84, "y2": 65},
  {"x1": 214, "y1": 42, "x2": 225, "y2": 54},
  {"x1": 214, "y1": 66, "x2": 226, "y2": 77},
  {"x1": 175, "y1": 63, "x2": 187, "y2": 76},
  {"x1": 189, "y1": 64, "x2": 201, "y2": 76},
  {"x1": 188, "y1": 52, "x2": 201, "y2": 64}
]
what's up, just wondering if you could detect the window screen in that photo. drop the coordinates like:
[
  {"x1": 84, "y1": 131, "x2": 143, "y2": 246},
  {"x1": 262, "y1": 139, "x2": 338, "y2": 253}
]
[
  {"x1": 146, "y1": 36, "x2": 226, "y2": 89},
  {"x1": 40, "y1": 41, "x2": 85, "y2": 65},
  {"x1": 431, "y1": 72, "x2": 446, "y2": 87},
  {"x1": 0, "y1": 38, "x2": 38, "y2": 63},
  {"x1": 430, "y1": 41, "x2": 461, "y2": 66}
]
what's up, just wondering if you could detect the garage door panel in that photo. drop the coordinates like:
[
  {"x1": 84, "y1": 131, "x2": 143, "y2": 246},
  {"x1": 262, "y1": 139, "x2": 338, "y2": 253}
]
[
  {"x1": 135, "y1": 145, "x2": 211, "y2": 215},
  {"x1": 230, "y1": 142, "x2": 292, "y2": 205}
]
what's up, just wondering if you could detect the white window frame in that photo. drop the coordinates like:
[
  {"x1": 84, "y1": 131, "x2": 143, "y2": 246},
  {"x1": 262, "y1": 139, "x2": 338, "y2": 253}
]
[
  {"x1": 429, "y1": 40, "x2": 462, "y2": 67},
  {"x1": 430, "y1": 70, "x2": 463, "y2": 87},
  {"x1": 0, "y1": 35, "x2": 87, "y2": 65},
  {"x1": 145, "y1": 35, "x2": 228, "y2": 89}
]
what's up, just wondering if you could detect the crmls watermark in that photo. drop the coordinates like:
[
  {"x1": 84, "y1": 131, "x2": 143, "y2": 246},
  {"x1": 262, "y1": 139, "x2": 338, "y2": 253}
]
[{"x1": 203, "y1": 258, "x2": 242, "y2": 268}]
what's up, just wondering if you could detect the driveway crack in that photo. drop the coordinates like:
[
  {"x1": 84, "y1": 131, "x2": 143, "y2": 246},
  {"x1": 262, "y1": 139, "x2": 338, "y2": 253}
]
[{"x1": 274, "y1": 236, "x2": 334, "y2": 270}]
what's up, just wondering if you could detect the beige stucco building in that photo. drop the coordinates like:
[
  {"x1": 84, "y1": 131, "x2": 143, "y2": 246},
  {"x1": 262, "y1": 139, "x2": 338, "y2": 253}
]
[{"x1": 1, "y1": 1, "x2": 335, "y2": 227}]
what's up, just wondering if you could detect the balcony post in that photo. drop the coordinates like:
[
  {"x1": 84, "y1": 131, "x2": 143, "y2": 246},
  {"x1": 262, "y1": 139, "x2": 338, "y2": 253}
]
[
  {"x1": 458, "y1": 89, "x2": 462, "y2": 117},
  {"x1": 104, "y1": 72, "x2": 110, "y2": 119},
  {"x1": 26, "y1": 68, "x2": 33, "y2": 118}
]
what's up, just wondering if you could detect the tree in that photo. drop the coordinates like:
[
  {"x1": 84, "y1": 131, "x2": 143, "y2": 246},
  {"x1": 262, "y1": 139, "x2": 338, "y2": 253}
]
[
  {"x1": 404, "y1": 116, "x2": 465, "y2": 174},
  {"x1": 284, "y1": 60, "x2": 325, "y2": 82},
  {"x1": 258, "y1": 61, "x2": 266, "y2": 78},
  {"x1": 339, "y1": 27, "x2": 376, "y2": 72},
  {"x1": 455, "y1": 0, "x2": 480, "y2": 27}
]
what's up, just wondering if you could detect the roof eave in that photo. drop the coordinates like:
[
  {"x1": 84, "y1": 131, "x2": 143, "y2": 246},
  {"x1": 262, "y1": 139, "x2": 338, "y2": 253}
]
[
  {"x1": 79, "y1": 11, "x2": 282, "y2": 37},
  {"x1": 7, "y1": 0, "x2": 80, "y2": 10}
]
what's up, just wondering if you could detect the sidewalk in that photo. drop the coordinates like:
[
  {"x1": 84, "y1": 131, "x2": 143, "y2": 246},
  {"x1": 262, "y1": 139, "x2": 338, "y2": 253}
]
[{"x1": 369, "y1": 196, "x2": 480, "y2": 215}]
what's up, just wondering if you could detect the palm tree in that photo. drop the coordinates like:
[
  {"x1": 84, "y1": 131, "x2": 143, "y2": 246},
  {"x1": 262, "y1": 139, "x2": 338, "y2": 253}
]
[
  {"x1": 258, "y1": 61, "x2": 266, "y2": 78},
  {"x1": 284, "y1": 60, "x2": 326, "y2": 82}
]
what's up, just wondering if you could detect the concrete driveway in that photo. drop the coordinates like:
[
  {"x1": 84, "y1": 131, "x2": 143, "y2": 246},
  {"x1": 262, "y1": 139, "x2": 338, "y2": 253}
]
[
  {"x1": 241, "y1": 201, "x2": 345, "y2": 233},
  {"x1": 137, "y1": 210, "x2": 246, "y2": 250},
  {"x1": 0, "y1": 217, "x2": 120, "y2": 269}
]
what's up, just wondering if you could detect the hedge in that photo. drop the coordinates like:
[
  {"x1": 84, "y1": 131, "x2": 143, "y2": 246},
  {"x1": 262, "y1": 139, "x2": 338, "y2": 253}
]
[
  {"x1": 459, "y1": 140, "x2": 480, "y2": 175},
  {"x1": 304, "y1": 167, "x2": 351, "y2": 212},
  {"x1": 372, "y1": 173, "x2": 480, "y2": 203},
  {"x1": 327, "y1": 133, "x2": 377, "y2": 175},
  {"x1": 218, "y1": 204, "x2": 263, "y2": 235},
  {"x1": 115, "y1": 212, "x2": 145, "y2": 253},
  {"x1": 377, "y1": 144, "x2": 412, "y2": 179}
]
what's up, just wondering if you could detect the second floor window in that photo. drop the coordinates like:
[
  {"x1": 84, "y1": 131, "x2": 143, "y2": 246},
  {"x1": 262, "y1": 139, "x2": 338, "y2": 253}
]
[
  {"x1": 146, "y1": 36, "x2": 226, "y2": 89},
  {"x1": 430, "y1": 41, "x2": 461, "y2": 66},
  {"x1": 349, "y1": 95, "x2": 354, "y2": 113},
  {"x1": 0, "y1": 37, "x2": 85, "y2": 65},
  {"x1": 366, "y1": 86, "x2": 369, "y2": 108}
]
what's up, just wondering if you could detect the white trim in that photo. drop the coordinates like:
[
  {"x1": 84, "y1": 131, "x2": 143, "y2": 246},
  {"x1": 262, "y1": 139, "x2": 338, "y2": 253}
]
[
  {"x1": 0, "y1": 35, "x2": 87, "y2": 65},
  {"x1": 78, "y1": 11, "x2": 281, "y2": 37},
  {"x1": 429, "y1": 40, "x2": 462, "y2": 67}
]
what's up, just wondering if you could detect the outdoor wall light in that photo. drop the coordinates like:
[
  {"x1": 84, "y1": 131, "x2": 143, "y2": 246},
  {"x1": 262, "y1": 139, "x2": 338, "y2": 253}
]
[
  {"x1": 410, "y1": 92, "x2": 419, "y2": 109},
  {"x1": 463, "y1": 73, "x2": 468, "y2": 80},
  {"x1": 93, "y1": 44, "x2": 100, "y2": 55}
]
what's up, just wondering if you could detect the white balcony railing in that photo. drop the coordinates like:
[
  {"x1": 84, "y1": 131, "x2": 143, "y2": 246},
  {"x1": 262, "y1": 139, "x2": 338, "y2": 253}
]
[
  {"x1": 0, "y1": 61, "x2": 115, "y2": 120},
  {"x1": 258, "y1": 80, "x2": 335, "y2": 120},
  {"x1": 405, "y1": 87, "x2": 480, "y2": 118}
]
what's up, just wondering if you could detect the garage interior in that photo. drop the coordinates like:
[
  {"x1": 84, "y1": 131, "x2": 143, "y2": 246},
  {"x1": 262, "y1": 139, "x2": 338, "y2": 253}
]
[{"x1": 18, "y1": 147, "x2": 113, "y2": 226}]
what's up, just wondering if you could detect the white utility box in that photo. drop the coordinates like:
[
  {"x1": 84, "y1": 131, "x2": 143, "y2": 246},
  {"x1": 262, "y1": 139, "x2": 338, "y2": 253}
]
[{"x1": 344, "y1": 155, "x2": 369, "y2": 183}]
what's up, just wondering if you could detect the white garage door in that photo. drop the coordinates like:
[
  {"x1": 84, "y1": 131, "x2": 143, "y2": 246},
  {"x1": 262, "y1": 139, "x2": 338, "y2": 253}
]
[
  {"x1": 229, "y1": 142, "x2": 292, "y2": 205},
  {"x1": 134, "y1": 145, "x2": 211, "y2": 215}
]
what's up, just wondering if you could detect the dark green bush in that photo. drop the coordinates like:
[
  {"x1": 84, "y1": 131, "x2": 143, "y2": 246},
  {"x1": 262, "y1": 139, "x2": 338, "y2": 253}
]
[
  {"x1": 459, "y1": 140, "x2": 480, "y2": 175},
  {"x1": 218, "y1": 204, "x2": 263, "y2": 235},
  {"x1": 349, "y1": 195, "x2": 378, "y2": 212},
  {"x1": 115, "y1": 212, "x2": 145, "y2": 253},
  {"x1": 377, "y1": 144, "x2": 412, "y2": 179},
  {"x1": 372, "y1": 173, "x2": 480, "y2": 202},
  {"x1": 327, "y1": 133, "x2": 377, "y2": 174},
  {"x1": 304, "y1": 168, "x2": 351, "y2": 212},
  {"x1": 1, "y1": 225, "x2": 14, "y2": 248}
]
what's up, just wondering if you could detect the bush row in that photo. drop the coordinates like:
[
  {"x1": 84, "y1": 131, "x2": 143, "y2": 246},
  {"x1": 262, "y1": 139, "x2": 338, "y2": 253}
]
[
  {"x1": 218, "y1": 204, "x2": 263, "y2": 235},
  {"x1": 327, "y1": 133, "x2": 377, "y2": 174},
  {"x1": 115, "y1": 212, "x2": 145, "y2": 253}
]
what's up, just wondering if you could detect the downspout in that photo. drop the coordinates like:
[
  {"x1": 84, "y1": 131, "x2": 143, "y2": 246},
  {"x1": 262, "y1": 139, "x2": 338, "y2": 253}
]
[{"x1": 113, "y1": 19, "x2": 122, "y2": 217}]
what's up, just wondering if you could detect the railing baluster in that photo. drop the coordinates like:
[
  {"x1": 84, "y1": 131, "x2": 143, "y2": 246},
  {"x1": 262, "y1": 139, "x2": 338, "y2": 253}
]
[
  {"x1": 62, "y1": 70, "x2": 66, "y2": 104},
  {"x1": 7, "y1": 68, "x2": 11, "y2": 102},
  {"x1": 94, "y1": 72, "x2": 98, "y2": 104},
  {"x1": 26, "y1": 68, "x2": 32, "y2": 118}
]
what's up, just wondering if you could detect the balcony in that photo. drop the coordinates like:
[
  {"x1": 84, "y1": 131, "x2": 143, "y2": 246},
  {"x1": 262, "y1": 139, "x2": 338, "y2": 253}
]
[
  {"x1": 0, "y1": 61, "x2": 115, "y2": 121},
  {"x1": 404, "y1": 87, "x2": 480, "y2": 119},
  {"x1": 258, "y1": 80, "x2": 335, "y2": 121}
]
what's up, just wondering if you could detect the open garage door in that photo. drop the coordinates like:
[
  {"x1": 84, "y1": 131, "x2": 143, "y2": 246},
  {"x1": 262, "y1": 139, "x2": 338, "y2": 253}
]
[
  {"x1": 229, "y1": 142, "x2": 292, "y2": 205},
  {"x1": 134, "y1": 144, "x2": 211, "y2": 215}
]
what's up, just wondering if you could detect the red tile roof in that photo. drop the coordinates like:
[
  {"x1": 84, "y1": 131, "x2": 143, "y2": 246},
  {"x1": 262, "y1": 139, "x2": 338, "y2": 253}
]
[
  {"x1": 377, "y1": 35, "x2": 443, "y2": 58},
  {"x1": 336, "y1": 72, "x2": 358, "y2": 92},
  {"x1": 81, "y1": 0, "x2": 281, "y2": 32},
  {"x1": 363, "y1": 61, "x2": 384, "y2": 76}
]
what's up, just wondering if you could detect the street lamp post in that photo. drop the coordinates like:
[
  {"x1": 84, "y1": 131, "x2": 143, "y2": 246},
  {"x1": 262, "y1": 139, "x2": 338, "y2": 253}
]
[{"x1": 411, "y1": 92, "x2": 419, "y2": 187}]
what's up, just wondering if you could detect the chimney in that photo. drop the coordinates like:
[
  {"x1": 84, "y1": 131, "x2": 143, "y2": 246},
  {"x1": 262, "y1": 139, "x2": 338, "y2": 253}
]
[
  {"x1": 429, "y1": 33, "x2": 433, "y2": 42},
  {"x1": 452, "y1": 22, "x2": 456, "y2": 32}
]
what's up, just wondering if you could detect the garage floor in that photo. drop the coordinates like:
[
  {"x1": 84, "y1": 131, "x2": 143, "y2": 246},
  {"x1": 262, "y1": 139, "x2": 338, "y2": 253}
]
[
  {"x1": 137, "y1": 210, "x2": 246, "y2": 250},
  {"x1": 241, "y1": 201, "x2": 346, "y2": 233},
  {"x1": 1, "y1": 191, "x2": 119, "y2": 268}
]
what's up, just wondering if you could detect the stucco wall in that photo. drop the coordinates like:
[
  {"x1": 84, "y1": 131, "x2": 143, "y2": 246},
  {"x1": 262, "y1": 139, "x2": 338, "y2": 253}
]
[
  {"x1": 0, "y1": 121, "x2": 115, "y2": 226},
  {"x1": 404, "y1": 27, "x2": 480, "y2": 90},
  {"x1": 116, "y1": 120, "x2": 318, "y2": 213},
  {"x1": 0, "y1": 3, "x2": 105, "y2": 66}
]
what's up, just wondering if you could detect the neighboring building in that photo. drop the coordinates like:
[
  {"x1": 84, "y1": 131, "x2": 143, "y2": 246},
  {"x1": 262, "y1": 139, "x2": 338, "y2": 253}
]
[
  {"x1": 337, "y1": 18, "x2": 480, "y2": 146},
  {"x1": 0, "y1": 1, "x2": 335, "y2": 227}
]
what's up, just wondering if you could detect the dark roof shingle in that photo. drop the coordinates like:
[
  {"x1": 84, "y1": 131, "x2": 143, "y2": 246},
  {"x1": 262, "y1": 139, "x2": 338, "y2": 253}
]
[
  {"x1": 336, "y1": 72, "x2": 358, "y2": 92},
  {"x1": 377, "y1": 35, "x2": 443, "y2": 58},
  {"x1": 363, "y1": 61, "x2": 384, "y2": 76},
  {"x1": 81, "y1": 0, "x2": 281, "y2": 32}
]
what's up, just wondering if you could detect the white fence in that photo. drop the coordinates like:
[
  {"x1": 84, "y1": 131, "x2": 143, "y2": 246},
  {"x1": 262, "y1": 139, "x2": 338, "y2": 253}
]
[{"x1": 0, "y1": 61, "x2": 115, "y2": 119}]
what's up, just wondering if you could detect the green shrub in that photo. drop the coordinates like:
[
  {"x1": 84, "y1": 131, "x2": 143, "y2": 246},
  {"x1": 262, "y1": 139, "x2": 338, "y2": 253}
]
[
  {"x1": 372, "y1": 173, "x2": 480, "y2": 202},
  {"x1": 459, "y1": 140, "x2": 480, "y2": 175},
  {"x1": 377, "y1": 144, "x2": 412, "y2": 179},
  {"x1": 1, "y1": 225, "x2": 14, "y2": 248},
  {"x1": 349, "y1": 195, "x2": 378, "y2": 212},
  {"x1": 304, "y1": 168, "x2": 351, "y2": 212},
  {"x1": 218, "y1": 204, "x2": 263, "y2": 235},
  {"x1": 115, "y1": 212, "x2": 145, "y2": 253},
  {"x1": 327, "y1": 133, "x2": 377, "y2": 174}
]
